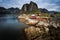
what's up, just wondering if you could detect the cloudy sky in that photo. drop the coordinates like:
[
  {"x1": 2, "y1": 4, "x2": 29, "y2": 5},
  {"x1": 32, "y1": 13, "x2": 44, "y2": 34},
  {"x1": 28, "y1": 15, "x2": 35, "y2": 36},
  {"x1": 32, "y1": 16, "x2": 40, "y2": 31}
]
[{"x1": 0, "y1": 0, "x2": 60, "y2": 11}]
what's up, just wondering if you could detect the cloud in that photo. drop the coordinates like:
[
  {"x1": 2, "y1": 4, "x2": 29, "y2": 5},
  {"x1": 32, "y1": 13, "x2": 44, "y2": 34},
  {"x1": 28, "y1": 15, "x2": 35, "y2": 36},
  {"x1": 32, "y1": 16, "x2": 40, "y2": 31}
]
[
  {"x1": 37, "y1": 1, "x2": 60, "y2": 11},
  {"x1": 0, "y1": 0, "x2": 60, "y2": 11}
]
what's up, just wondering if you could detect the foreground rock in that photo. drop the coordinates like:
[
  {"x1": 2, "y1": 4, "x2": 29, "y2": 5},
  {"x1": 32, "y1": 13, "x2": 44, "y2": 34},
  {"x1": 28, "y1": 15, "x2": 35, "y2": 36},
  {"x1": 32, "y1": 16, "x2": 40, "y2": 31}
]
[
  {"x1": 24, "y1": 26, "x2": 60, "y2": 40},
  {"x1": 24, "y1": 26, "x2": 49, "y2": 40}
]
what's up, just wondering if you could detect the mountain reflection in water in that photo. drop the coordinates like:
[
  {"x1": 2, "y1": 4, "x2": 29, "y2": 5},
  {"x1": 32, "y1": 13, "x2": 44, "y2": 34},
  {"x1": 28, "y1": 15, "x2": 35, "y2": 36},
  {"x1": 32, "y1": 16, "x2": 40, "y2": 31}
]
[{"x1": 0, "y1": 15, "x2": 27, "y2": 40}]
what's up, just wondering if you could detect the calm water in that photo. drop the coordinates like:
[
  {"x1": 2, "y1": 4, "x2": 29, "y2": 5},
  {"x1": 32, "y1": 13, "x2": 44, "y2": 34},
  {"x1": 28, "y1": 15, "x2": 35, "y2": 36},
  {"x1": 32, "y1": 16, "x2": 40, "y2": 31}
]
[{"x1": 0, "y1": 15, "x2": 27, "y2": 40}]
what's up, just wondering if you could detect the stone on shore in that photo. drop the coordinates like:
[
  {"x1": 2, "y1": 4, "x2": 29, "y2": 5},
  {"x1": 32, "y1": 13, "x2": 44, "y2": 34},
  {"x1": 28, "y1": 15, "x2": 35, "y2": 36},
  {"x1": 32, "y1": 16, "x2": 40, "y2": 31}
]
[{"x1": 24, "y1": 26, "x2": 49, "y2": 40}]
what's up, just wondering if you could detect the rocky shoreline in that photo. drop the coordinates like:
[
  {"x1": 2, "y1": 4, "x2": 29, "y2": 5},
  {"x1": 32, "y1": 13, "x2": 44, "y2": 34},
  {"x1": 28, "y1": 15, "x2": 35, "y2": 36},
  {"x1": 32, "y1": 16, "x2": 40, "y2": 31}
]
[
  {"x1": 18, "y1": 14, "x2": 60, "y2": 40},
  {"x1": 22, "y1": 25, "x2": 60, "y2": 40}
]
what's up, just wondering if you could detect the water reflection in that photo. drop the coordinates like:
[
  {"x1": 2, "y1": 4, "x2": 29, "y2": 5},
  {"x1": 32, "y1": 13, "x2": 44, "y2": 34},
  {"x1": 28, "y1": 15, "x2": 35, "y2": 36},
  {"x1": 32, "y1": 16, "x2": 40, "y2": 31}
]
[
  {"x1": 0, "y1": 15, "x2": 27, "y2": 28},
  {"x1": 0, "y1": 15, "x2": 27, "y2": 40}
]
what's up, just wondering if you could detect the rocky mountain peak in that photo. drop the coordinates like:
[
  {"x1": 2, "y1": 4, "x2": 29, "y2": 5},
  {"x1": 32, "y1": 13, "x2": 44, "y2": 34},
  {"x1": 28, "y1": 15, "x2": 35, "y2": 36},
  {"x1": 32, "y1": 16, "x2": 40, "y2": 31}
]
[
  {"x1": 30, "y1": 1, "x2": 35, "y2": 4},
  {"x1": 21, "y1": 1, "x2": 38, "y2": 12}
]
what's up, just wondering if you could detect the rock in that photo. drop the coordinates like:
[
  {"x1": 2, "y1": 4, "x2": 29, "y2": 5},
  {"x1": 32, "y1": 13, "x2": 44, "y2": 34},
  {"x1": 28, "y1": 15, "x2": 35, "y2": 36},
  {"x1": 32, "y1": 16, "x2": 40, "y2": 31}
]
[
  {"x1": 21, "y1": 1, "x2": 38, "y2": 12},
  {"x1": 49, "y1": 17, "x2": 60, "y2": 28},
  {"x1": 29, "y1": 1, "x2": 38, "y2": 11},
  {"x1": 22, "y1": 4, "x2": 29, "y2": 12},
  {"x1": 24, "y1": 26, "x2": 60, "y2": 40},
  {"x1": 36, "y1": 21, "x2": 49, "y2": 27},
  {"x1": 24, "y1": 26, "x2": 50, "y2": 40},
  {"x1": 25, "y1": 19, "x2": 38, "y2": 25}
]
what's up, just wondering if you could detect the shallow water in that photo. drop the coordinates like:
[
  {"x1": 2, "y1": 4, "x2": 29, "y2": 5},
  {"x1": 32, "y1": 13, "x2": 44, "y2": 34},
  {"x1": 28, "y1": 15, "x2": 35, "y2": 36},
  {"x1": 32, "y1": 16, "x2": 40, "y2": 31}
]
[{"x1": 0, "y1": 15, "x2": 27, "y2": 40}]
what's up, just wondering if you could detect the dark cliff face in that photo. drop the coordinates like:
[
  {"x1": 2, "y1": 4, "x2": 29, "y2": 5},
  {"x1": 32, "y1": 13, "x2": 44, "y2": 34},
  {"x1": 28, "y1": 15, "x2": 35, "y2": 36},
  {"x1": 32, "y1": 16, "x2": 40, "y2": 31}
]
[
  {"x1": 29, "y1": 1, "x2": 38, "y2": 11},
  {"x1": 21, "y1": 1, "x2": 38, "y2": 12},
  {"x1": 22, "y1": 4, "x2": 29, "y2": 12}
]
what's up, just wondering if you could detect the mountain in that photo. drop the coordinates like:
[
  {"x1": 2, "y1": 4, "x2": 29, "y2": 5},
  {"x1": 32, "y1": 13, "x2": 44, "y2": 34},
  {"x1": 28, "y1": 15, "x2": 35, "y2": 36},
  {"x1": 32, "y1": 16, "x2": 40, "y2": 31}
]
[
  {"x1": 39, "y1": 8, "x2": 49, "y2": 13},
  {"x1": 21, "y1": 1, "x2": 49, "y2": 13},
  {"x1": 0, "y1": 7, "x2": 20, "y2": 16},
  {"x1": 7, "y1": 7, "x2": 20, "y2": 14},
  {"x1": 21, "y1": 1, "x2": 38, "y2": 12},
  {"x1": 0, "y1": 7, "x2": 6, "y2": 10}
]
